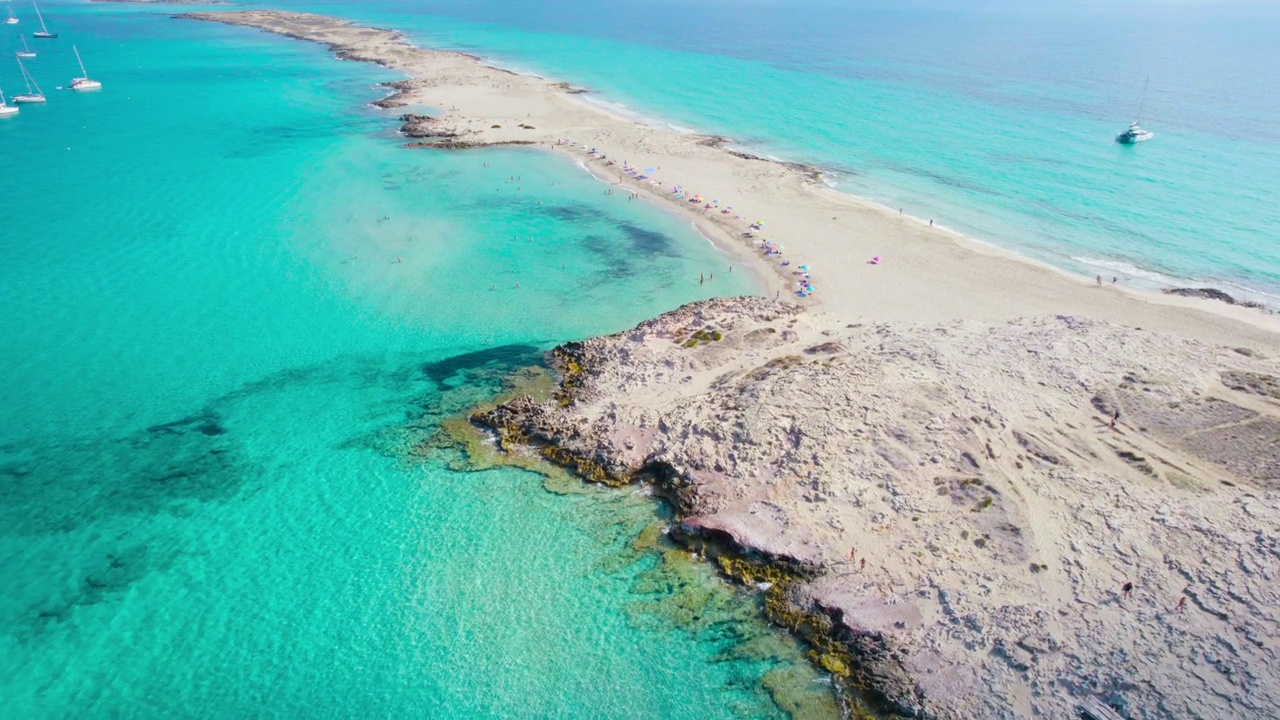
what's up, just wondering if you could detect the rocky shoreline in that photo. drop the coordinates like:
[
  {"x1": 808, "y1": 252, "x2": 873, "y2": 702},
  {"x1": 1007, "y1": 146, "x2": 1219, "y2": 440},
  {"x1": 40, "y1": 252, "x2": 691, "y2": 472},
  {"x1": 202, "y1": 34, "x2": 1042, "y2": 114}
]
[
  {"x1": 462, "y1": 296, "x2": 1280, "y2": 719},
  {"x1": 469, "y1": 333, "x2": 914, "y2": 718}
]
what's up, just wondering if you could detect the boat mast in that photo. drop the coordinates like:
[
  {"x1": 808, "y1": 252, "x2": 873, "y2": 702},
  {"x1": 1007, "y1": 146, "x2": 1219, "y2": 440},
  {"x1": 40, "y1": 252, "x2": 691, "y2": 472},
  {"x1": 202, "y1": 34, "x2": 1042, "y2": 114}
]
[
  {"x1": 74, "y1": 45, "x2": 89, "y2": 79},
  {"x1": 34, "y1": 1, "x2": 48, "y2": 33},
  {"x1": 18, "y1": 57, "x2": 41, "y2": 95},
  {"x1": 1136, "y1": 75, "x2": 1150, "y2": 123}
]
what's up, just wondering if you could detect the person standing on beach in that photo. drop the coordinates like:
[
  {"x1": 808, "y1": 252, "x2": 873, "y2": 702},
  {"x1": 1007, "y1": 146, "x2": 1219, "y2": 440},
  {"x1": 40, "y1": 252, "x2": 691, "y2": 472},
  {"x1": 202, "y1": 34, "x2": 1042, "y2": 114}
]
[{"x1": 1096, "y1": 275, "x2": 1103, "y2": 287}]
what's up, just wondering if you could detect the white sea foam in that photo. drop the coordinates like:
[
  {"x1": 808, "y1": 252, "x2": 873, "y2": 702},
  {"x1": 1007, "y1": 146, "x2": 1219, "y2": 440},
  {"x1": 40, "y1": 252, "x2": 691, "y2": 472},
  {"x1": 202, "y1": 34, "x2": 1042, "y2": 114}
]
[
  {"x1": 1073, "y1": 256, "x2": 1279, "y2": 309},
  {"x1": 477, "y1": 56, "x2": 548, "y2": 80},
  {"x1": 689, "y1": 220, "x2": 718, "y2": 248},
  {"x1": 577, "y1": 93, "x2": 701, "y2": 135},
  {"x1": 1072, "y1": 256, "x2": 1185, "y2": 286}
]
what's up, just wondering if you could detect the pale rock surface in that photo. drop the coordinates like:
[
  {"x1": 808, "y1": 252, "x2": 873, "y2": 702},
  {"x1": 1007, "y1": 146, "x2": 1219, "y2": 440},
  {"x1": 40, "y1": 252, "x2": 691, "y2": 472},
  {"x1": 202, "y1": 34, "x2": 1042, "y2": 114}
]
[{"x1": 499, "y1": 296, "x2": 1280, "y2": 719}]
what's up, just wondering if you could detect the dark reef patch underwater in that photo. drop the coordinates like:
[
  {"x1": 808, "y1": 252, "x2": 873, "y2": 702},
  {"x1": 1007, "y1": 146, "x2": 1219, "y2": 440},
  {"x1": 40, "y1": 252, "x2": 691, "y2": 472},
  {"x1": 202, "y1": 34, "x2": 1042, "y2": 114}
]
[{"x1": 0, "y1": 4, "x2": 796, "y2": 714}]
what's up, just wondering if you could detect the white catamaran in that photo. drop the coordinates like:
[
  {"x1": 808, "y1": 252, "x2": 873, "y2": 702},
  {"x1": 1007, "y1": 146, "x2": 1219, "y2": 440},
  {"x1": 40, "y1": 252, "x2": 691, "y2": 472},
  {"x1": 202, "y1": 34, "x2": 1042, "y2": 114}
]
[
  {"x1": 0, "y1": 87, "x2": 18, "y2": 117},
  {"x1": 13, "y1": 55, "x2": 44, "y2": 103},
  {"x1": 69, "y1": 45, "x2": 100, "y2": 91},
  {"x1": 31, "y1": 0, "x2": 54, "y2": 38},
  {"x1": 16, "y1": 34, "x2": 36, "y2": 58},
  {"x1": 1116, "y1": 75, "x2": 1155, "y2": 144}
]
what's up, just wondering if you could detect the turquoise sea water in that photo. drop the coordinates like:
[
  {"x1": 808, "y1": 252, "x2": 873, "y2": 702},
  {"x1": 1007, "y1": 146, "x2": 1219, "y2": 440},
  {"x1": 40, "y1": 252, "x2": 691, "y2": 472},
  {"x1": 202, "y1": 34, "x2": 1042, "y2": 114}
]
[
  {"x1": 265, "y1": 0, "x2": 1280, "y2": 306},
  {"x1": 0, "y1": 5, "x2": 837, "y2": 717},
  {"x1": 4, "y1": 0, "x2": 1277, "y2": 715}
]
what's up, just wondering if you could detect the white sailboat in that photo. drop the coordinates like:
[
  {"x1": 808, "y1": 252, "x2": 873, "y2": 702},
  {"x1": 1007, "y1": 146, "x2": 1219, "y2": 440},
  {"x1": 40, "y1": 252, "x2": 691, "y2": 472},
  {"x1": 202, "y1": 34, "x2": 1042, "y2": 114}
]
[
  {"x1": 69, "y1": 45, "x2": 100, "y2": 90},
  {"x1": 1116, "y1": 75, "x2": 1154, "y2": 144},
  {"x1": 0, "y1": 87, "x2": 18, "y2": 117},
  {"x1": 4, "y1": 7, "x2": 18, "y2": 25},
  {"x1": 16, "y1": 34, "x2": 36, "y2": 58},
  {"x1": 31, "y1": 0, "x2": 54, "y2": 38},
  {"x1": 12, "y1": 55, "x2": 44, "y2": 102}
]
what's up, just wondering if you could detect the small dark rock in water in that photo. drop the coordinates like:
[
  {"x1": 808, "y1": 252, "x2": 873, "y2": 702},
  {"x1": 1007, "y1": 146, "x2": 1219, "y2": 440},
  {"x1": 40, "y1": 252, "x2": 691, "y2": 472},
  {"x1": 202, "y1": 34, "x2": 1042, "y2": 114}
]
[
  {"x1": 398, "y1": 114, "x2": 439, "y2": 138},
  {"x1": 1163, "y1": 287, "x2": 1239, "y2": 304}
]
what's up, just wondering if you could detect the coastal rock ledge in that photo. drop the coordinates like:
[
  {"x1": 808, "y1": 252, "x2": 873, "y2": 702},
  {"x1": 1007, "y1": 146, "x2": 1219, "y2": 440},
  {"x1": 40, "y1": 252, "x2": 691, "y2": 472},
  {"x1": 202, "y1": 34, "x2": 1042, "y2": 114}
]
[{"x1": 471, "y1": 296, "x2": 1280, "y2": 720}]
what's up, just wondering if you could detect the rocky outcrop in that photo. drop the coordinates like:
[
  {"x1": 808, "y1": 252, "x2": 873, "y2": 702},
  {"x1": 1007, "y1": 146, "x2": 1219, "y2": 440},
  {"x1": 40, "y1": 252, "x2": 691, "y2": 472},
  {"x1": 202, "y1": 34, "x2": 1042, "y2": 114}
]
[
  {"x1": 468, "y1": 296, "x2": 1280, "y2": 720},
  {"x1": 1163, "y1": 287, "x2": 1268, "y2": 309},
  {"x1": 399, "y1": 113, "x2": 440, "y2": 137}
]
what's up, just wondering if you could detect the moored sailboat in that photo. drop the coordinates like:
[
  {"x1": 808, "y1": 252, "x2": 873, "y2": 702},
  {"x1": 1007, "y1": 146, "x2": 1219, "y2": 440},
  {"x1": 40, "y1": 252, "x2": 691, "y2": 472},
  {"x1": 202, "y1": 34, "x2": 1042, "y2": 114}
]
[
  {"x1": 12, "y1": 55, "x2": 44, "y2": 103},
  {"x1": 69, "y1": 45, "x2": 100, "y2": 90},
  {"x1": 31, "y1": 0, "x2": 54, "y2": 38},
  {"x1": 1116, "y1": 75, "x2": 1155, "y2": 144},
  {"x1": 0, "y1": 87, "x2": 18, "y2": 116},
  {"x1": 16, "y1": 34, "x2": 36, "y2": 58},
  {"x1": 5, "y1": 7, "x2": 18, "y2": 25}
]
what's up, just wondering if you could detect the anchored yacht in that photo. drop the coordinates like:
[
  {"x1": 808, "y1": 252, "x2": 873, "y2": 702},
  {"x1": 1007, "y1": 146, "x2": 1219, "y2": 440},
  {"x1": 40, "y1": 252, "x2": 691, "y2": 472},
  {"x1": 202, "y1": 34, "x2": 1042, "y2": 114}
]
[
  {"x1": 12, "y1": 55, "x2": 43, "y2": 103},
  {"x1": 69, "y1": 45, "x2": 101, "y2": 90},
  {"x1": 1116, "y1": 76, "x2": 1155, "y2": 144},
  {"x1": 31, "y1": 1, "x2": 54, "y2": 38},
  {"x1": 0, "y1": 88, "x2": 18, "y2": 116}
]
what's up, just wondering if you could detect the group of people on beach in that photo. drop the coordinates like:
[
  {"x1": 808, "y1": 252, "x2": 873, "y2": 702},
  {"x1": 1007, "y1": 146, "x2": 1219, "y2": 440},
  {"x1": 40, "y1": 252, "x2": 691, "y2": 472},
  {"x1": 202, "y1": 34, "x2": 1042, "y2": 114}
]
[{"x1": 559, "y1": 137, "x2": 823, "y2": 298}]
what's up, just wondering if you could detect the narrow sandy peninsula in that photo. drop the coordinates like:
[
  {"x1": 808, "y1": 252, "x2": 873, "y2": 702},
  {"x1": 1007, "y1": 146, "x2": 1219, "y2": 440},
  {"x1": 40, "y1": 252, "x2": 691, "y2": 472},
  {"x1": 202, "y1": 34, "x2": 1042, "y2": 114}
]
[{"x1": 177, "y1": 10, "x2": 1280, "y2": 720}]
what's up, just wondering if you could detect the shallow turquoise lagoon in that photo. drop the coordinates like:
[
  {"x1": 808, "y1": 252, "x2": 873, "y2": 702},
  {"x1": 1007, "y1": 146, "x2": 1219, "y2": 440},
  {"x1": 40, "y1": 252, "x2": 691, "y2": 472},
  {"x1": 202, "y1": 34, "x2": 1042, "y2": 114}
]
[{"x1": 0, "y1": 5, "x2": 826, "y2": 717}]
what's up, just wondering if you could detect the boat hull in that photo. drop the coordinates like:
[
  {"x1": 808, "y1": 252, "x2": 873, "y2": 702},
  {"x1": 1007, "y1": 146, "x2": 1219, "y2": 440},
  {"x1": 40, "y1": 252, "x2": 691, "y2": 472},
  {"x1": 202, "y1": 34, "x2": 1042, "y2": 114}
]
[
  {"x1": 70, "y1": 80, "x2": 102, "y2": 91},
  {"x1": 32, "y1": 31, "x2": 55, "y2": 38},
  {"x1": 0, "y1": 106, "x2": 18, "y2": 117},
  {"x1": 13, "y1": 94, "x2": 45, "y2": 103},
  {"x1": 16, "y1": 52, "x2": 35, "y2": 58},
  {"x1": 1116, "y1": 132, "x2": 1154, "y2": 144}
]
